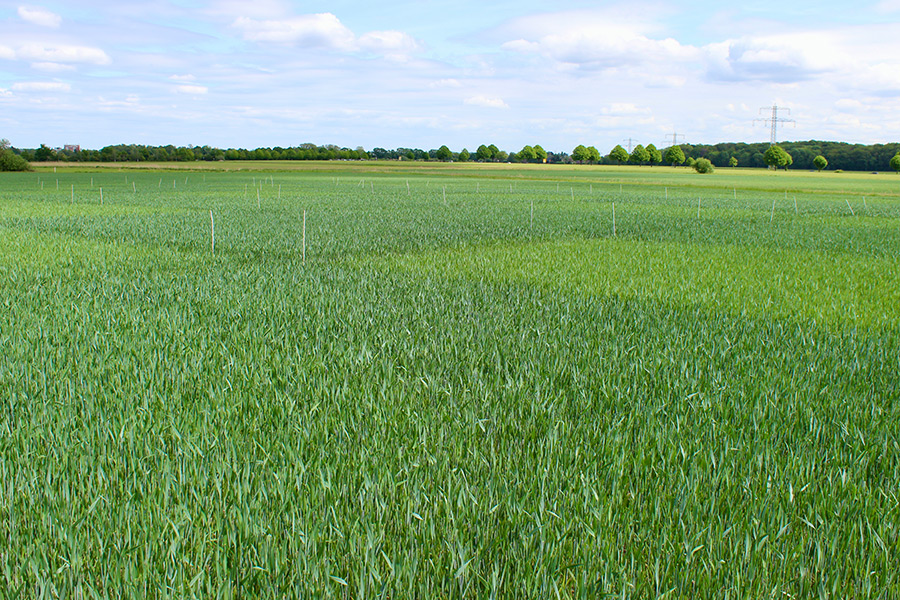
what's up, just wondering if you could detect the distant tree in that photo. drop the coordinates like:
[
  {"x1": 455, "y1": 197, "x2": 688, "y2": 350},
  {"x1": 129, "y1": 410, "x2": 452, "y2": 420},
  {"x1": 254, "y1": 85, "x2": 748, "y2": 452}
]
[
  {"x1": 488, "y1": 144, "x2": 500, "y2": 161},
  {"x1": 0, "y1": 140, "x2": 32, "y2": 171},
  {"x1": 729, "y1": 156, "x2": 738, "y2": 167},
  {"x1": 890, "y1": 152, "x2": 900, "y2": 173},
  {"x1": 476, "y1": 144, "x2": 491, "y2": 162},
  {"x1": 34, "y1": 144, "x2": 56, "y2": 161},
  {"x1": 534, "y1": 145, "x2": 547, "y2": 163},
  {"x1": 586, "y1": 146, "x2": 601, "y2": 164},
  {"x1": 813, "y1": 155, "x2": 828, "y2": 171},
  {"x1": 629, "y1": 144, "x2": 650, "y2": 165},
  {"x1": 763, "y1": 145, "x2": 792, "y2": 169},
  {"x1": 519, "y1": 145, "x2": 536, "y2": 162},
  {"x1": 646, "y1": 144, "x2": 662, "y2": 167},
  {"x1": 609, "y1": 145, "x2": 629, "y2": 165},
  {"x1": 693, "y1": 158, "x2": 714, "y2": 174},
  {"x1": 458, "y1": 148, "x2": 470, "y2": 162},
  {"x1": 572, "y1": 145, "x2": 588, "y2": 164},
  {"x1": 496, "y1": 150, "x2": 509, "y2": 162},
  {"x1": 664, "y1": 145, "x2": 685, "y2": 167},
  {"x1": 436, "y1": 145, "x2": 452, "y2": 161}
]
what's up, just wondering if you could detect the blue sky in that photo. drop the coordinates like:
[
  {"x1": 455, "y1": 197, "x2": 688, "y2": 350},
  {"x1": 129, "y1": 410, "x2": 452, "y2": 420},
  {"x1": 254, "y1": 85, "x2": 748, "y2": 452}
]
[{"x1": 2, "y1": 0, "x2": 899, "y2": 153}]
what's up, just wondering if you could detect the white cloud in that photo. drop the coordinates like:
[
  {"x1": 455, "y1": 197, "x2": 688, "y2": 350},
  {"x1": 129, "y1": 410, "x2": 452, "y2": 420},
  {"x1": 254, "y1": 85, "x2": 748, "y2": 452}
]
[
  {"x1": 170, "y1": 74, "x2": 197, "y2": 82},
  {"x1": 500, "y1": 11, "x2": 697, "y2": 69},
  {"x1": 31, "y1": 62, "x2": 75, "y2": 72},
  {"x1": 600, "y1": 103, "x2": 649, "y2": 116},
  {"x1": 358, "y1": 30, "x2": 421, "y2": 54},
  {"x1": 464, "y1": 95, "x2": 509, "y2": 109},
  {"x1": 17, "y1": 44, "x2": 111, "y2": 65},
  {"x1": 11, "y1": 81, "x2": 71, "y2": 92},
  {"x1": 704, "y1": 33, "x2": 846, "y2": 83},
  {"x1": 233, "y1": 13, "x2": 356, "y2": 50},
  {"x1": 876, "y1": 0, "x2": 900, "y2": 12},
  {"x1": 174, "y1": 84, "x2": 208, "y2": 95},
  {"x1": 18, "y1": 6, "x2": 62, "y2": 28},
  {"x1": 0, "y1": 88, "x2": 11, "y2": 97},
  {"x1": 0, "y1": 45, "x2": 16, "y2": 60},
  {"x1": 430, "y1": 79, "x2": 462, "y2": 89}
]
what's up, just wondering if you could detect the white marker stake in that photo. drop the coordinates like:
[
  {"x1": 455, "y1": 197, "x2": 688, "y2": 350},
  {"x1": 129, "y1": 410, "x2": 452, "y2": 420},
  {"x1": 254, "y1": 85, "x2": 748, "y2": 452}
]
[
  {"x1": 133, "y1": 181, "x2": 136, "y2": 193},
  {"x1": 794, "y1": 197, "x2": 798, "y2": 214},
  {"x1": 71, "y1": 184, "x2": 74, "y2": 203},
  {"x1": 443, "y1": 186, "x2": 446, "y2": 202},
  {"x1": 530, "y1": 199, "x2": 534, "y2": 230},
  {"x1": 302, "y1": 210, "x2": 307, "y2": 264},
  {"x1": 257, "y1": 188, "x2": 260, "y2": 209},
  {"x1": 733, "y1": 187, "x2": 736, "y2": 200},
  {"x1": 159, "y1": 178, "x2": 162, "y2": 189},
  {"x1": 278, "y1": 184, "x2": 281, "y2": 200},
  {"x1": 571, "y1": 187, "x2": 574, "y2": 201},
  {"x1": 863, "y1": 196, "x2": 868, "y2": 211},
  {"x1": 407, "y1": 180, "x2": 410, "y2": 195},
  {"x1": 665, "y1": 187, "x2": 668, "y2": 200},
  {"x1": 91, "y1": 177, "x2": 93, "y2": 188},
  {"x1": 210, "y1": 210, "x2": 215, "y2": 254},
  {"x1": 100, "y1": 188, "x2": 103, "y2": 205},
  {"x1": 845, "y1": 199, "x2": 855, "y2": 216},
  {"x1": 771, "y1": 198, "x2": 776, "y2": 222},
  {"x1": 697, "y1": 197, "x2": 701, "y2": 219}
]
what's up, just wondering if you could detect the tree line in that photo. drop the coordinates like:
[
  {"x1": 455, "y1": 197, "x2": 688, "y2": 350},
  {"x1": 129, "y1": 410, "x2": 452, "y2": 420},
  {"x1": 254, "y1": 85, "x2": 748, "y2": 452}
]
[{"x1": 3, "y1": 139, "x2": 900, "y2": 172}]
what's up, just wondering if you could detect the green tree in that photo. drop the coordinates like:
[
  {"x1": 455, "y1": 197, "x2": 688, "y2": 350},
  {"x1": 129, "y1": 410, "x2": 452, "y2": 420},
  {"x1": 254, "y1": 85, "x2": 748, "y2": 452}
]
[
  {"x1": 458, "y1": 148, "x2": 470, "y2": 162},
  {"x1": 519, "y1": 145, "x2": 536, "y2": 163},
  {"x1": 572, "y1": 145, "x2": 588, "y2": 164},
  {"x1": 890, "y1": 153, "x2": 900, "y2": 173},
  {"x1": 476, "y1": 144, "x2": 491, "y2": 161},
  {"x1": 586, "y1": 146, "x2": 601, "y2": 164},
  {"x1": 630, "y1": 144, "x2": 650, "y2": 165},
  {"x1": 0, "y1": 139, "x2": 32, "y2": 171},
  {"x1": 813, "y1": 155, "x2": 828, "y2": 171},
  {"x1": 693, "y1": 158, "x2": 714, "y2": 174},
  {"x1": 664, "y1": 145, "x2": 685, "y2": 166},
  {"x1": 436, "y1": 145, "x2": 452, "y2": 161},
  {"x1": 488, "y1": 144, "x2": 500, "y2": 162},
  {"x1": 34, "y1": 144, "x2": 56, "y2": 161},
  {"x1": 729, "y1": 156, "x2": 738, "y2": 167},
  {"x1": 609, "y1": 144, "x2": 629, "y2": 165},
  {"x1": 646, "y1": 144, "x2": 662, "y2": 167},
  {"x1": 534, "y1": 145, "x2": 547, "y2": 163},
  {"x1": 763, "y1": 145, "x2": 792, "y2": 169}
]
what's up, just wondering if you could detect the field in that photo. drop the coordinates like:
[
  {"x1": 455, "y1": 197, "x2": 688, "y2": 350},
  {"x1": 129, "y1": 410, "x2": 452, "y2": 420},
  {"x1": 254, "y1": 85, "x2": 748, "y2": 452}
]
[{"x1": 1, "y1": 162, "x2": 899, "y2": 598}]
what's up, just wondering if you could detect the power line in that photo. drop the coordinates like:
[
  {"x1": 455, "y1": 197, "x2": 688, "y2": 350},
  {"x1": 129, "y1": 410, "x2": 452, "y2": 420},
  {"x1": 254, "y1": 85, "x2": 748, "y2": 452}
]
[
  {"x1": 754, "y1": 105, "x2": 795, "y2": 145},
  {"x1": 622, "y1": 138, "x2": 636, "y2": 153}
]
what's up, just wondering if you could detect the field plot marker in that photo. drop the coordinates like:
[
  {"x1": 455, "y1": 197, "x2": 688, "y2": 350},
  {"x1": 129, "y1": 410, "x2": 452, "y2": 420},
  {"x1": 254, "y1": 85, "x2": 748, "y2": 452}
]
[
  {"x1": 665, "y1": 187, "x2": 668, "y2": 200},
  {"x1": 100, "y1": 188, "x2": 103, "y2": 205},
  {"x1": 443, "y1": 186, "x2": 446, "y2": 203},
  {"x1": 133, "y1": 182, "x2": 136, "y2": 193},
  {"x1": 571, "y1": 187, "x2": 575, "y2": 201},
  {"x1": 56, "y1": 179, "x2": 58, "y2": 190},
  {"x1": 302, "y1": 210, "x2": 307, "y2": 264},
  {"x1": 770, "y1": 198, "x2": 776, "y2": 222},
  {"x1": 407, "y1": 179, "x2": 410, "y2": 195},
  {"x1": 71, "y1": 184, "x2": 74, "y2": 203},
  {"x1": 794, "y1": 197, "x2": 798, "y2": 214},
  {"x1": 863, "y1": 196, "x2": 868, "y2": 211},
  {"x1": 158, "y1": 178, "x2": 162, "y2": 189},
  {"x1": 733, "y1": 187, "x2": 736, "y2": 200},
  {"x1": 91, "y1": 177, "x2": 93, "y2": 188},
  {"x1": 257, "y1": 188, "x2": 261, "y2": 209},
  {"x1": 530, "y1": 199, "x2": 534, "y2": 230},
  {"x1": 697, "y1": 197, "x2": 701, "y2": 219},
  {"x1": 845, "y1": 199, "x2": 855, "y2": 216},
  {"x1": 278, "y1": 185, "x2": 281, "y2": 200},
  {"x1": 210, "y1": 210, "x2": 215, "y2": 254}
]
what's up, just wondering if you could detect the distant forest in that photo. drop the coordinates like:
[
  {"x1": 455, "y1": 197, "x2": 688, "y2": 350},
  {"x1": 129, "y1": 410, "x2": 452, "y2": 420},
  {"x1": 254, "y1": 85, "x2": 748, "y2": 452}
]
[{"x1": 10, "y1": 140, "x2": 900, "y2": 172}]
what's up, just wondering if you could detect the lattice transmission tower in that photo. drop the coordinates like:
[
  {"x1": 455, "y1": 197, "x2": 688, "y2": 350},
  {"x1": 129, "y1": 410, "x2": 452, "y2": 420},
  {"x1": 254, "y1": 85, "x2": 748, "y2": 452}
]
[{"x1": 755, "y1": 105, "x2": 795, "y2": 145}]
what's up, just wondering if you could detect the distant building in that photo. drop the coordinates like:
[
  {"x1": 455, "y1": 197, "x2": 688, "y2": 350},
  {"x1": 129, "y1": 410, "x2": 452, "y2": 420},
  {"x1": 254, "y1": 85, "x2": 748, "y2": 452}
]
[{"x1": 63, "y1": 145, "x2": 80, "y2": 152}]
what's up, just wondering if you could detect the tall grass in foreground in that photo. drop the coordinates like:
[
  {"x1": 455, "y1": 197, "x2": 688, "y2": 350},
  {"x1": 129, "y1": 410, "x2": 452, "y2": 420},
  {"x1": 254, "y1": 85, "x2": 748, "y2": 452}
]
[{"x1": 1, "y1": 170, "x2": 898, "y2": 597}]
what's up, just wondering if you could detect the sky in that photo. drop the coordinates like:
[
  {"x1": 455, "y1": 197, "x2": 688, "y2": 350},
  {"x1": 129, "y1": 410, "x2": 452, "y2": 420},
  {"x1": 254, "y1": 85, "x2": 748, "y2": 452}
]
[{"x1": 2, "y1": 0, "x2": 900, "y2": 153}]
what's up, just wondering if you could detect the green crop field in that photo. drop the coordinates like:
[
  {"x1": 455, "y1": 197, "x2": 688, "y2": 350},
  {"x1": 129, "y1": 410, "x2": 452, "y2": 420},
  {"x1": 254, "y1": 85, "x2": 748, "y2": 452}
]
[{"x1": 2, "y1": 163, "x2": 899, "y2": 598}]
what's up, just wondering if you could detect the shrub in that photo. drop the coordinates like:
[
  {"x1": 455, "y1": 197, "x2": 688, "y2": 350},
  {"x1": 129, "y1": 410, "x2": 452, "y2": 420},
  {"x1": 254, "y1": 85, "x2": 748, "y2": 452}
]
[{"x1": 693, "y1": 158, "x2": 714, "y2": 174}]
